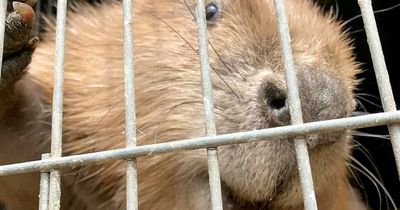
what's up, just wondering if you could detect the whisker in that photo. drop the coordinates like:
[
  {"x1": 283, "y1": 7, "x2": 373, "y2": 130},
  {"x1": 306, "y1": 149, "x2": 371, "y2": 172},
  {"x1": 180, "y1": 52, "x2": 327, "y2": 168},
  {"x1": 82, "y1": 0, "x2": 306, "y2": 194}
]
[
  {"x1": 356, "y1": 93, "x2": 382, "y2": 100},
  {"x1": 353, "y1": 131, "x2": 390, "y2": 140},
  {"x1": 154, "y1": 100, "x2": 201, "y2": 144},
  {"x1": 352, "y1": 140, "x2": 386, "y2": 187},
  {"x1": 343, "y1": 3, "x2": 400, "y2": 26},
  {"x1": 355, "y1": 98, "x2": 368, "y2": 113},
  {"x1": 182, "y1": 0, "x2": 195, "y2": 19},
  {"x1": 346, "y1": 164, "x2": 367, "y2": 202},
  {"x1": 350, "y1": 157, "x2": 398, "y2": 209},
  {"x1": 352, "y1": 140, "x2": 389, "y2": 209},
  {"x1": 210, "y1": 66, "x2": 242, "y2": 98},
  {"x1": 182, "y1": 0, "x2": 242, "y2": 99},
  {"x1": 145, "y1": 8, "x2": 242, "y2": 99},
  {"x1": 347, "y1": 162, "x2": 383, "y2": 210},
  {"x1": 355, "y1": 95, "x2": 382, "y2": 109},
  {"x1": 209, "y1": 42, "x2": 244, "y2": 99},
  {"x1": 208, "y1": 41, "x2": 246, "y2": 82},
  {"x1": 72, "y1": 97, "x2": 124, "y2": 189}
]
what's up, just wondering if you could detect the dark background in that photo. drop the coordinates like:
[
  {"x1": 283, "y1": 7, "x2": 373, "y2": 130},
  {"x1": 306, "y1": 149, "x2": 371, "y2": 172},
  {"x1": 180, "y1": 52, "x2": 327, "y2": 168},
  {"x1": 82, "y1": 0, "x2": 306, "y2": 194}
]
[{"x1": 318, "y1": 0, "x2": 400, "y2": 209}]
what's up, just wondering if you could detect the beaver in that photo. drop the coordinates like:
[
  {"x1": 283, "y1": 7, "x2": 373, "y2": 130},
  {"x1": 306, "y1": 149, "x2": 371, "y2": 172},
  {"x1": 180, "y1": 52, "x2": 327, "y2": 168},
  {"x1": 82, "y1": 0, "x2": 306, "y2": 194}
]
[{"x1": 0, "y1": 0, "x2": 368, "y2": 209}]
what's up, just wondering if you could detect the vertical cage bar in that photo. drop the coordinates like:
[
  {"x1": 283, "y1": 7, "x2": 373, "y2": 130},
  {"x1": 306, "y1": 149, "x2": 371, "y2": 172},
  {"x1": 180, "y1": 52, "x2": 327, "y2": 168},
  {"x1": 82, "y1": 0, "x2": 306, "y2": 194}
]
[
  {"x1": 272, "y1": 0, "x2": 318, "y2": 209},
  {"x1": 122, "y1": 0, "x2": 138, "y2": 209},
  {"x1": 0, "y1": 0, "x2": 7, "y2": 79},
  {"x1": 194, "y1": 1, "x2": 223, "y2": 210},
  {"x1": 358, "y1": 0, "x2": 400, "y2": 178},
  {"x1": 39, "y1": 154, "x2": 51, "y2": 210},
  {"x1": 47, "y1": 0, "x2": 53, "y2": 16},
  {"x1": 48, "y1": 0, "x2": 68, "y2": 209},
  {"x1": 35, "y1": 0, "x2": 42, "y2": 36}
]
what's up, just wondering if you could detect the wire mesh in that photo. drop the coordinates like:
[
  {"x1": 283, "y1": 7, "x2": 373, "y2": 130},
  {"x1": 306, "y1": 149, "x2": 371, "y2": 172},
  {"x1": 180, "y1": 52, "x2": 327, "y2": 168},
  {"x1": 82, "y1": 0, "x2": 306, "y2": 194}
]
[{"x1": 0, "y1": 0, "x2": 399, "y2": 209}]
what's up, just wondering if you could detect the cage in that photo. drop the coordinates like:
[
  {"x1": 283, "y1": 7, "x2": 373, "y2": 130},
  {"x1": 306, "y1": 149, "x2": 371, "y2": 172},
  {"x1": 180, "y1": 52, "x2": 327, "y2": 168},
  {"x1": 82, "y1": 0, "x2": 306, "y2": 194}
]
[{"x1": 0, "y1": 0, "x2": 399, "y2": 209}]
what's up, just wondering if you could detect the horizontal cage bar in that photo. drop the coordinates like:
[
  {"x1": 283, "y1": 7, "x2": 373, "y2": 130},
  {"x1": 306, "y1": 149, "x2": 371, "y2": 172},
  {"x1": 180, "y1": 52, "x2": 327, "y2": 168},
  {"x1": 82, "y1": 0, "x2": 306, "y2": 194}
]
[{"x1": 0, "y1": 111, "x2": 399, "y2": 176}]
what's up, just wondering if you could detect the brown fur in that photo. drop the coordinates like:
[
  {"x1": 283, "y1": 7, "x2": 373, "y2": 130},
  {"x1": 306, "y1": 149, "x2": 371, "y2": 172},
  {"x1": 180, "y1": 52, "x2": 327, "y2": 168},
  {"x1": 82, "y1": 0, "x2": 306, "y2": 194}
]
[{"x1": 0, "y1": 0, "x2": 368, "y2": 209}]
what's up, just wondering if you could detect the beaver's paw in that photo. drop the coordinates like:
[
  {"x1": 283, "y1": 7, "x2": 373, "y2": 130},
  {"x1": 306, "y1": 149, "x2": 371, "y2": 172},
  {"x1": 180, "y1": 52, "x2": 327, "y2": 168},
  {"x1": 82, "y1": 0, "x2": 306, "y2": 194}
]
[{"x1": 1, "y1": 1, "x2": 38, "y2": 88}]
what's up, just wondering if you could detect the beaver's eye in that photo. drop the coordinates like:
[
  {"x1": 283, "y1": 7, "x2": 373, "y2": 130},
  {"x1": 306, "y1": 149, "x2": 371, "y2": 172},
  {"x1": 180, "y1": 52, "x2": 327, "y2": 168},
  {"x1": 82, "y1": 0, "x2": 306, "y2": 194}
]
[{"x1": 205, "y1": 3, "x2": 219, "y2": 23}]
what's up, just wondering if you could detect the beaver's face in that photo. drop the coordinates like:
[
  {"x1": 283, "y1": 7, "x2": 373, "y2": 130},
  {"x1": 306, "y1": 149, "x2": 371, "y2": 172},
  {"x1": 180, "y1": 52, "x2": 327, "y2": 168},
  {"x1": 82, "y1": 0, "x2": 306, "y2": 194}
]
[{"x1": 194, "y1": 0, "x2": 359, "y2": 208}]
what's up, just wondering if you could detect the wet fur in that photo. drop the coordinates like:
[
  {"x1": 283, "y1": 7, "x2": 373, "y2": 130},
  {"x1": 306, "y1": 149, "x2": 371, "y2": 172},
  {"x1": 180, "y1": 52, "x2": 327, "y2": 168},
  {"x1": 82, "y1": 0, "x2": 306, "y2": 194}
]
[{"x1": 0, "y1": 0, "x2": 368, "y2": 209}]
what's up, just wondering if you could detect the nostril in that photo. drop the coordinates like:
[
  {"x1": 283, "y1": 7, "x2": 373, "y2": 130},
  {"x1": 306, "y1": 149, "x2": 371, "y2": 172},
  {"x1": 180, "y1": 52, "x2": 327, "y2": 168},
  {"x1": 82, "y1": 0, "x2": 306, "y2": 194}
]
[
  {"x1": 264, "y1": 84, "x2": 286, "y2": 110},
  {"x1": 268, "y1": 94, "x2": 286, "y2": 110},
  {"x1": 262, "y1": 81, "x2": 290, "y2": 125}
]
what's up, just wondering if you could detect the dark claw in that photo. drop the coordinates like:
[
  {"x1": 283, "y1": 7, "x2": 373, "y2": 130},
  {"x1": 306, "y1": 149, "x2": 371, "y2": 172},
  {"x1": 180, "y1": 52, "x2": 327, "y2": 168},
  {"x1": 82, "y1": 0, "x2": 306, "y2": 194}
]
[
  {"x1": 13, "y1": 2, "x2": 36, "y2": 25},
  {"x1": 7, "y1": 0, "x2": 36, "y2": 11}
]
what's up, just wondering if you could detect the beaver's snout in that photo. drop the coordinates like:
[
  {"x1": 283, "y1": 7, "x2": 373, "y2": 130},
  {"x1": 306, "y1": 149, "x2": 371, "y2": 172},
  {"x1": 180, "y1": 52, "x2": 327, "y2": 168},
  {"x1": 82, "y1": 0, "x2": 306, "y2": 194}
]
[
  {"x1": 261, "y1": 68, "x2": 353, "y2": 147},
  {"x1": 217, "y1": 68, "x2": 354, "y2": 205}
]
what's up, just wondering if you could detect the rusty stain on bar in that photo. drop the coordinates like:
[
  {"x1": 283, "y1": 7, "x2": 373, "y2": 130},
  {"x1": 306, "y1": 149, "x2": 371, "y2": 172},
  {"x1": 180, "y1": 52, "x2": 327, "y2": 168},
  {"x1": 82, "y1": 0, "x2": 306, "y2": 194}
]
[
  {"x1": 273, "y1": 0, "x2": 318, "y2": 209},
  {"x1": 357, "y1": 0, "x2": 400, "y2": 180},
  {"x1": 122, "y1": 0, "x2": 138, "y2": 209}
]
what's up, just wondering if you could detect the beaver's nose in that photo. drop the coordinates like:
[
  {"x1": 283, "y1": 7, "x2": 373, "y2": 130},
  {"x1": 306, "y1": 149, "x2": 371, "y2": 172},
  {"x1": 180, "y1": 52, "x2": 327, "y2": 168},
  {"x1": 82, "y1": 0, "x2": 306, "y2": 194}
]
[
  {"x1": 297, "y1": 69, "x2": 351, "y2": 123},
  {"x1": 262, "y1": 69, "x2": 352, "y2": 147}
]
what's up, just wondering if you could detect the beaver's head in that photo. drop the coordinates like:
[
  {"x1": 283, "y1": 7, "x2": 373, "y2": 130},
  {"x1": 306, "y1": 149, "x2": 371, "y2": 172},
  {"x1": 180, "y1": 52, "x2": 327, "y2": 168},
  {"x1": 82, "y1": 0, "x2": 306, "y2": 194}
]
[{"x1": 190, "y1": 0, "x2": 359, "y2": 208}]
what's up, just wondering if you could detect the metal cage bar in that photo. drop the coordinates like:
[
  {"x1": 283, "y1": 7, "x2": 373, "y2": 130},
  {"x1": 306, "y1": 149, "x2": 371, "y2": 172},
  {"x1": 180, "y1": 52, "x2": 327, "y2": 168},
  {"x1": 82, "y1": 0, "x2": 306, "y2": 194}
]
[
  {"x1": 39, "y1": 154, "x2": 51, "y2": 210},
  {"x1": 35, "y1": 0, "x2": 42, "y2": 36},
  {"x1": 122, "y1": 0, "x2": 138, "y2": 209},
  {"x1": 194, "y1": 0, "x2": 224, "y2": 209},
  {"x1": 1, "y1": 111, "x2": 399, "y2": 176},
  {"x1": 48, "y1": 0, "x2": 68, "y2": 209},
  {"x1": 0, "y1": 0, "x2": 7, "y2": 79},
  {"x1": 357, "y1": 0, "x2": 400, "y2": 179},
  {"x1": 272, "y1": 0, "x2": 318, "y2": 209},
  {"x1": 47, "y1": 0, "x2": 53, "y2": 16}
]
